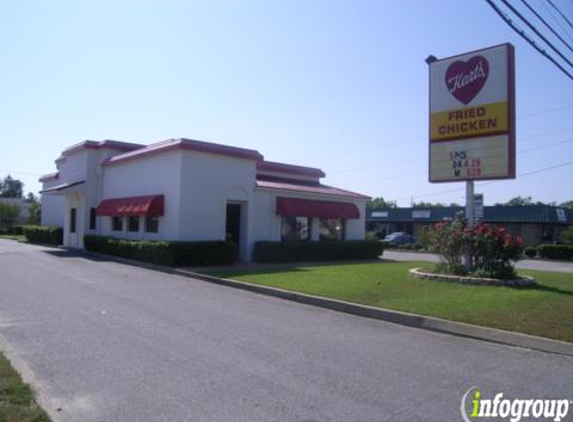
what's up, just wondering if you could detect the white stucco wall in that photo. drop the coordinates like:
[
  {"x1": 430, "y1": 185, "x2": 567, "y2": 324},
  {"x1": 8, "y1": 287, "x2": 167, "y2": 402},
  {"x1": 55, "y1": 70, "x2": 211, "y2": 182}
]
[
  {"x1": 179, "y1": 150, "x2": 257, "y2": 261},
  {"x1": 40, "y1": 192, "x2": 65, "y2": 227},
  {"x1": 101, "y1": 151, "x2": 183, "y2": 240}
]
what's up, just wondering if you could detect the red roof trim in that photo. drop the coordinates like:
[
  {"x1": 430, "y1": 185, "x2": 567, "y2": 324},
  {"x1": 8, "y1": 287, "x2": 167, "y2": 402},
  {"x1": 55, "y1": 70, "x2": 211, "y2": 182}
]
[
  {"x1": 257, "y1": 160, "x2": 325, "y2": 178},
  {"x1": 104, "y1": 138, "x2": 263, "y2": 167},
  {"x1": 256, "y1": 179, "x2": 370, "y2": 199},
  {"x1": 40, "y1": 180, "x2": 86, "y2": 193},
  {"x1": 62, "y1": 140, "x2": 145, "y2": 157},
  {"x1": 276, "y1": 197, "x2": 360, "y2": 219},
  {"x1": 39, "y1": 172, "x2": 59, "y2": 182},
  {"x1": 96, "y1": 195, "x2": 164, "y2": 217}
]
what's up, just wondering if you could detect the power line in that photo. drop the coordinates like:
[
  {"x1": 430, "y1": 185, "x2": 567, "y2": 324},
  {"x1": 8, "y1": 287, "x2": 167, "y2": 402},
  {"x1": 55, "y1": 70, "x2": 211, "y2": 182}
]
[
  {"x1": 484, "y1": 0, "x2": 573, "y2": 80},
  {"x1": 547, "y1": 0, "x2": 573, "y2": 32},
  {"x1": 499, "y1": 0, "x2": 573, "y2": 69},
  {"x1": 519, "y1": 0, "x2": 573, "y2": 54},
  {"x1": 393, "y1": 159, "x2": 573, "y2": 203},
  {"x1": 541, "y1": 0, "x2": 573, "y2": 44}
]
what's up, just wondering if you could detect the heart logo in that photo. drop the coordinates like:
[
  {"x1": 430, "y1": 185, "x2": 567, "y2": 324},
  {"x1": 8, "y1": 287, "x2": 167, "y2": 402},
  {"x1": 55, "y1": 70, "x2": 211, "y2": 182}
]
[{"x1": 445, "y1": 56, "x2": 489, "y2": 105}]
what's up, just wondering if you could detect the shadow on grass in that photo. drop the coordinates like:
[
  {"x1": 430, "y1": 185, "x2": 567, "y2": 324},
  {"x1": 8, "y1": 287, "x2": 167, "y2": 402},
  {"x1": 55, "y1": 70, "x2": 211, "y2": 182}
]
[
  {"x1": 202, "y1": 259, "x2": 389, "y2": 278},
  {"x1": 525, "y1": 284, "x2": 573, "y2": 296}
]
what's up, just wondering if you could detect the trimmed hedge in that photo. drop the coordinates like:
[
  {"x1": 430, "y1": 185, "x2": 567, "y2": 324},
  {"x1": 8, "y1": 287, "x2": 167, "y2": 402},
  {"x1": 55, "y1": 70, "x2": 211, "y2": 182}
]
[
  {"x1": 170, "y1": 241, "x2": 236, "y2": 266},
  {"x1": 523, "y1": 246, "x2": 538, "y2": 259},
  {"x1": 83, "y1": 235, "x2": 236, "y2": 267},
  {"x1": 253, "y1": 240, "x2": 384, "y2": 263},
  {"x1": 22, "y1": 225, "x2": 63, "y2": 245},
  {"x1": 7, "y1": 225, "x2": 24, "y2": 236},
  {"x1": 537, "y1": 244, "x2": 573, "y2": 261}
]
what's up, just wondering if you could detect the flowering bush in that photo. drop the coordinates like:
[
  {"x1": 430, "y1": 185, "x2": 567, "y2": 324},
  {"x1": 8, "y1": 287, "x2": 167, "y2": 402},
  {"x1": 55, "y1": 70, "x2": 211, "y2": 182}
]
[
  {"x1": 467, "y1": 224, "x2": 523, "y2": 279},
  {"x1": 429, "y1": 216, "x2": 466, "y2": 275},
  {"x1": 428, "y1": 214, "x2": 523, "y2": 279}
]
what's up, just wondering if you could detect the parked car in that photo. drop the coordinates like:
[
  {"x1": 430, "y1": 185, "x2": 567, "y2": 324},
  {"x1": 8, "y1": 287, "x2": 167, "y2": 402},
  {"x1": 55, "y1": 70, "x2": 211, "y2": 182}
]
[{"x1": 384, "y1": 232, "x2": 417, "y2": 245}]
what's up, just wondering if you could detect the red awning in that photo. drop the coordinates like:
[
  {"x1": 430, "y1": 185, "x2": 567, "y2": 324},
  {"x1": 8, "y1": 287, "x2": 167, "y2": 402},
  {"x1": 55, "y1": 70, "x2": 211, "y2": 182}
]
[
  {"x1": 96, "y1": 195, "x2": 164, "y2": 217},
  {"x1": 276, "y1": 197, "x2": 359, "y2": 219}
]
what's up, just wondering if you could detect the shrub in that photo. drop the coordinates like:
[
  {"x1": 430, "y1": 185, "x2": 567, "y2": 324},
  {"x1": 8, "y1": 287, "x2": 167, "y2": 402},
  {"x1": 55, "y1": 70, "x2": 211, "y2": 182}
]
[
  {"x1": 428, "y1": 214, "x2": 523, "y2": 279},
  {"x1": 365, "y1": 231, "x2": 379, "y2": 241},
  {"x1": 22, "y1": 225, "x2": 63, "y2": 245},
  {"x1": 428, "y1": 215, "x2": 466, "y2": 273},
  {"x1": 537, "y1": 244, "x2": 573, "y2": 261},
  {"x1": 560, "y1": 225, "x2": 573, "y2": 245},
  {"x1": 9, "y1": 225, "x2": 24, "y2": 236},
  {"x1": 83, "y1": 235, "x2": 236, "y2": 266},
  {"x1": 523, "y1": 246, "x2": 537, "y2": 259},
  {"x1": 253, "y1": 240, "x2": 384, "y2": 263},
  {"x1": 169, "y1": 241, "x2": 236, "y2": 266},
  {"x1": 468, "y1": 224, "x2": 523, "y2": 279}
]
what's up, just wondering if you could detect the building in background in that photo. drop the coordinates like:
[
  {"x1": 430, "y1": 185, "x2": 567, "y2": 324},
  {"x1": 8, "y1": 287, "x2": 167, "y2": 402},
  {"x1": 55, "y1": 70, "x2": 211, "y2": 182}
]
[
  {"x1": 40, "y1": 138, "x2": 369, "y2": 261},
  {"x1": 367, "y1": 206, "x2": 572, "y2": 246}
]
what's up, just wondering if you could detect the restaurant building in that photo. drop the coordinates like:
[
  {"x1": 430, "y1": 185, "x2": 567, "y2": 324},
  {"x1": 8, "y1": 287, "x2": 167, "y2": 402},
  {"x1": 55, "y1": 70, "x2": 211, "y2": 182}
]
[{"x1": 40, "y1": 138, "x2": 369, "y2": 261}]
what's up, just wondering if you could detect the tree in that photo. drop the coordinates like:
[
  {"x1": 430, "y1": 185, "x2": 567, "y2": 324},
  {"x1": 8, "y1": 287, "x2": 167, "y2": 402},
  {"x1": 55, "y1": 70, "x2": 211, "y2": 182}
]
[
  {"x1": 559, "y1": 200, "x2": 573, "y2": 209},
  {"x1": 26, "y1": 194, "x2": 41, "y2": 225},
  {"x1": 494, "y1": 196, "x2": 557, "y2": 206},
  {"x1": 367, "y1": 197, "x2": 397, "y2": 209},
  {"x1": 413, "y1": 201, "x2": 447, "y2": 208},
  {"x1": 0, "y1": 175, "x2": 24, "y2": 198},
  {"x1": 561, "y1": 226, "x2": 573, "y2": 244},
  {"x1": 25, "y1": 192, "x2": 38, "y2": 203},
  {"x1": 0, "y1": 202, "x2": 20, "y2": 229}
]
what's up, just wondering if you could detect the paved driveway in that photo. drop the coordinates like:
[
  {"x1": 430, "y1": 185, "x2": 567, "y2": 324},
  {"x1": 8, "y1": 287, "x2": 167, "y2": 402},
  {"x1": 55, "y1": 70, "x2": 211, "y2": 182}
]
[
  {"x1": 384, "y1": 250, "x2": 573, "y2": 273},
  {"x1": 0, "y1": 240, "x2": 571, "y2": 422}
]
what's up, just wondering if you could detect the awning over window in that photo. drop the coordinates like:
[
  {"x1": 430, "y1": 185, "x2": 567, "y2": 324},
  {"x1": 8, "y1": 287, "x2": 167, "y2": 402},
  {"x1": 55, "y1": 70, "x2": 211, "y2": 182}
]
[
  {"x1": 96, "y1": 195, "x2": 164, "y2": 217},
  {"x1": 276, "y1": 197, "x2": 359, "y2": 219}
]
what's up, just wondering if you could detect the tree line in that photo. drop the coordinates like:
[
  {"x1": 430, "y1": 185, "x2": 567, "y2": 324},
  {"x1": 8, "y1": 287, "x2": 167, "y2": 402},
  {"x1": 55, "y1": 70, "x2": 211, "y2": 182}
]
[
  {"x1": 367, "y1": 196, "x2": 573, "y2": 209},
  {"x1": 0, "y1": 175, "x2": 41, "y2": 229}
]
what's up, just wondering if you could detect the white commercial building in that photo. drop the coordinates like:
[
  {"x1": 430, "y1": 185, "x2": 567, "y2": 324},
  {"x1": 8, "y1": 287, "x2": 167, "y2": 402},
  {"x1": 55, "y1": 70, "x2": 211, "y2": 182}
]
[{"x1": 40, "y1": 138, "x2": 369, "y2": 261}]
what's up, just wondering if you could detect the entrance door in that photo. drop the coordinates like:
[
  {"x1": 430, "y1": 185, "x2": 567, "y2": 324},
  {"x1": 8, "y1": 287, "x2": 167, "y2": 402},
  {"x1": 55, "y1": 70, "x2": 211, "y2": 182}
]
[{"x1": 226, "y1": 203, "x2": 241, "y2": 257}]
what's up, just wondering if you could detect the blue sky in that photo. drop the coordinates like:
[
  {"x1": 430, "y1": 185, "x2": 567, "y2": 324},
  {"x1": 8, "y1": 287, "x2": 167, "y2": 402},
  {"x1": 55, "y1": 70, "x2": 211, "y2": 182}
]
[{"x1": 1, "y1": 0, "x2": 572, "y2": 206}]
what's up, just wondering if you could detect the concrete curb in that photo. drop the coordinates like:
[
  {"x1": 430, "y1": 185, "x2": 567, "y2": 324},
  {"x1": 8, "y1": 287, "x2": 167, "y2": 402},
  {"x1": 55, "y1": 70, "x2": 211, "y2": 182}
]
[
  {"x1": 75, "y1": 249, "x2": 573, "y2": 358},
  {"x1": 0, "y1": 333, "x2": 65, "y2": 422}
]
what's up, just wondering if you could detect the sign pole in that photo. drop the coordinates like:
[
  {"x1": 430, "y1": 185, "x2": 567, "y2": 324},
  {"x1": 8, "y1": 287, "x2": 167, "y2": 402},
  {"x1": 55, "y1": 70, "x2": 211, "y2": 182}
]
[{"x1": 465, "y1": 180, "x2": 475, "y2": 271}]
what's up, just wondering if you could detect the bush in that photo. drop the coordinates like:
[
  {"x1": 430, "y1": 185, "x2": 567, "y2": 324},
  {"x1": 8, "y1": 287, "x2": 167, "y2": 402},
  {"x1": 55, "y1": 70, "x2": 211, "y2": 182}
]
[
  {"x1": 428, "y1": 215, "x2": 523, "y2": 279},
  {"x1": 22, "y1": 225, "x2": 63, "y2": 245},
  {"x1": 253, "y1": 240, "x2": 384, "y2": 263},
  {"x1": 537, "y1": 244, "x2": 573, "y2": 261},
  {"x1": 523, "y1": 246, "x2": 538, "y2": 259},
  {"x1": 169, "y1": 241, "x2": 236, "y2": 266},
  {"x1": 83, "y1": 235, "x2": 236, "y2": 266},
  {"x1": 9, "y1": 225, "x2": 24, "y2": 236}
]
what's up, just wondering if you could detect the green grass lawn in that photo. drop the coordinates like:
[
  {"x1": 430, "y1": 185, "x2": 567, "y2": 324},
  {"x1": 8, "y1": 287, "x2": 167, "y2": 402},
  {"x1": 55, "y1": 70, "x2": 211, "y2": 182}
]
[
  {"x1": 0, "y1": 353, "x2": 51, "y2": 422},
  {"x1": 205, "y1": 261, "x2": 573, "y2": 342}
]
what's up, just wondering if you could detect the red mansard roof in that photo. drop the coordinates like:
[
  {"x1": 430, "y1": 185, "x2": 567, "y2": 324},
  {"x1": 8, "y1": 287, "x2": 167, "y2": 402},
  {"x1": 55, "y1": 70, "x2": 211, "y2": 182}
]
[
  {"x1": 103, "y1": 138, "x2": 264, "y2": 167},
  {"x1": 256, "y1": 179, "x2": 370, "y2": 199}
]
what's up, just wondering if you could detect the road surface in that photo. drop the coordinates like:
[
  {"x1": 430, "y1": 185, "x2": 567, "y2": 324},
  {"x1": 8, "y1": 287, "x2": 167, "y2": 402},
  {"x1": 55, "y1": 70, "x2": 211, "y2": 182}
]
[
  {"x1": 0, "y1": 240, "x2": 571, "y2": 422},
  {"x1": 384, "y1": 250, "x2": 573, "y2": 273}
]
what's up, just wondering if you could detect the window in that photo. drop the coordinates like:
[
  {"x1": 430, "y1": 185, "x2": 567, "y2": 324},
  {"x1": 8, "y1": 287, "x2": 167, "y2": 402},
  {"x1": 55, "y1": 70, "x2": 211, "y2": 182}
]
[
  {"x1": 128, "y1": 216, "x2": 140, "y2": 232},
  {"x1": 319, "y1": 218, "x2": 345, "y2": 241},
  {"x1": 281, "y1": 216, "x2": 310, "y2": 241},
  {"x1": 70, "y1": 208, "x2": 77, "y2": 233},
  {"x1": 146, "y1": 216, "x2": 159, "y2": 233},
  {"x1": 89, "y1": 208, "x2": 97, "y2": 230},
  {"x1": 112, "y1": 216, "x2": 123, "y2": 232}
]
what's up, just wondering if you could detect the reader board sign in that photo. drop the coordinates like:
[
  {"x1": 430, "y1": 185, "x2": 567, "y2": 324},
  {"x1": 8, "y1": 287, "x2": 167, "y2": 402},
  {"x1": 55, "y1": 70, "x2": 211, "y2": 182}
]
[{"x1": 428, "y1": 44, "x2": 515, "y2": 183}]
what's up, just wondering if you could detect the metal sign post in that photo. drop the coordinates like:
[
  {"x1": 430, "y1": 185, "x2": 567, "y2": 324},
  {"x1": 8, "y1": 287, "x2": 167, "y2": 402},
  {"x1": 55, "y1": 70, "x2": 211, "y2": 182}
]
[{"x1": 465, "y1": 181, "x2": 475, "y2": 271}]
